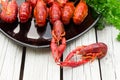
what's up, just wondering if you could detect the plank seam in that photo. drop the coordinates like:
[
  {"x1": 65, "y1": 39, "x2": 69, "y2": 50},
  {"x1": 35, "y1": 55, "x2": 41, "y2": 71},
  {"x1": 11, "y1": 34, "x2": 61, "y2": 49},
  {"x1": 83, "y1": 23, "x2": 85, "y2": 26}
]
[
  {"x1": 19, "y1": 47, "x2": 26, "y2": 80},
  {"x1": 95, "y1": 27, "x2": 103, "y2": 80},
  {"x1": 60, "y1": 55, "x2": 63, "y2": 80}
]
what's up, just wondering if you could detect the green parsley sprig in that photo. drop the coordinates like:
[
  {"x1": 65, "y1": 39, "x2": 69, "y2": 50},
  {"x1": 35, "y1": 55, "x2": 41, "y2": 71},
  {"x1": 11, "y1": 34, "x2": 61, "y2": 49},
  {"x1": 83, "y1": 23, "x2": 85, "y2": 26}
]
[{"x1": 86, "y1": 0, "x2": 120, "y2": 40}]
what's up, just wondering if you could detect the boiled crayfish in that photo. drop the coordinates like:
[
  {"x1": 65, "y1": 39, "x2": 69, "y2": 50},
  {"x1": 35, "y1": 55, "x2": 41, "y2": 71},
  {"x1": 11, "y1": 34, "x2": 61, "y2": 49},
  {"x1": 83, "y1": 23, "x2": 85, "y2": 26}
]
[
  {"x1": 34, "y1": 0, "x2": 48, "y2": 27},
  {"x1": 0, "y1": 0, "x2": 18, "y2": 23},
  {"x1": 59, "y1": 42, "x2": 108, "y2": 67},
  {"x1": 49, "y1": 1, "x2": 66, "y2": 63},
  {"x1": 51, "y1": 24, "x2": 108, "y2": 67},
  {"x1": 50, "y1": 20, "x2": 66, "y2": 63},
  {"x1": 51, "y1": 26, "x2": 108, "y2": 67},
  {"x1": 62, "y1": 2, "x2": 74, "y2": 25},
  {"x1": 19, "y1": 1, "x2": 32, "y2": 23},
  {"x1": 73, "y1": 0, "x2": 88, "y2": 24},
  {"x1": 49, "y1": 2, "x2": 62, "y2": 24}
]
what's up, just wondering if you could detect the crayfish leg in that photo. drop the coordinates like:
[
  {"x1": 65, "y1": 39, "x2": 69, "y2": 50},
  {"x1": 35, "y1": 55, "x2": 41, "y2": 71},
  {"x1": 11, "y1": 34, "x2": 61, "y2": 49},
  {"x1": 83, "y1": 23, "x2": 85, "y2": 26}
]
[{"x1": 59, "y1": 59, "x2": 89, "y2": 67}]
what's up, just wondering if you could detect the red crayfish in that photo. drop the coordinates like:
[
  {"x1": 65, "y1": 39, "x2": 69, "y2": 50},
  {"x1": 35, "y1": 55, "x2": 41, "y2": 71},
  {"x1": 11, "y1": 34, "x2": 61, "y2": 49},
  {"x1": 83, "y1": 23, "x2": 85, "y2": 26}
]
[
  {"x1": 19, "y1": 2, "x2": 32, "y2": 23},
  {"x1": 73, "y1": 0, "x2": 88, "y2": 24},
  {"x1": 62, "y1": 2, "x2": 74, "y2": 25},
  {"x1": 34, "y1": 0, "x2": 48, "y2": 27},
  {"x1": 50, "y1": 21, "x2": 108, "y2": 67},
  {"x1": 0, "y1": 0, "x2": 18, "y2": 23},
  {"x1": 49, "y1": 2, "x2": 62, "y2": 24},
  {"x1": 59, "y1": 42, "x2": 108, "y2": 67},
  {"x1": 50, "y1": 22, "x2": 108, "y2": 67},
  {"x1": 49, "y1": 1, "x2": 66, "y2": 63},
  {"x1": 50, "y1": 20, "x2": 66, "y2": 63}
]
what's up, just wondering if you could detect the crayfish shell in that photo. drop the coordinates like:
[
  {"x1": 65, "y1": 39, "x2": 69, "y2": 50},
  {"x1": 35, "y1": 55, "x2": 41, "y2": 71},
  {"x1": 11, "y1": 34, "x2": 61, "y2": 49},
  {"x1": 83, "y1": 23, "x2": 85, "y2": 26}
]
[
  {"x1": 19, "y1": 2, "x2": 32, "y2": 23},
  {"x1": 62, "y1": 2, "x2": 75, "y2": 25},
  {"x1": 73, "y1": 0, "x2": 88, "y2": 25},
  {"x1": 0, "y1": 0, "x2": 18, "y2": 23},
  {"x1": 34, "y1": 0, "x2": 48, "y2": 27}
]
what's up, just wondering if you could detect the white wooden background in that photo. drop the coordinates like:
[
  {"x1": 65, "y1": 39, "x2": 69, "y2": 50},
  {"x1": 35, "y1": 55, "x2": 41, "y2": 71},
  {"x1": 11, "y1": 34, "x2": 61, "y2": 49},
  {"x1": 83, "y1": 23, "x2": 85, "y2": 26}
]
[{"x1": 0, "y1": 26, "x2": 120, "y2": 80}]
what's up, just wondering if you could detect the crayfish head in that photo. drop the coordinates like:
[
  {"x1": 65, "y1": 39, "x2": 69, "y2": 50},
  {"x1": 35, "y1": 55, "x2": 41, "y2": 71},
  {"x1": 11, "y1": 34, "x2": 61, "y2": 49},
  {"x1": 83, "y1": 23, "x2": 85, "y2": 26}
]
[
  {"x1": 82, "y1": 42, "x2": 107, "y2": 61},
  {"x1": 52, "y1": 20, "x2": 66, "y2": 43},
  {"x1": 96, "y1": 42, "x2": 108, "y2": 59},
  {"x1": 81, "y1": 42, "x2": 108, "y2": 62}
]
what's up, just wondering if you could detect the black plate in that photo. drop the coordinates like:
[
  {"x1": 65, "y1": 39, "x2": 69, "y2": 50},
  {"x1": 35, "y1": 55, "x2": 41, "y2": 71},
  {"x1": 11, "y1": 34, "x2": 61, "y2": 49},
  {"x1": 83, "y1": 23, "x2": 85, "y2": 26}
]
[{"x1": 0, "y1": 2, "x2": 100, "y2": 48}]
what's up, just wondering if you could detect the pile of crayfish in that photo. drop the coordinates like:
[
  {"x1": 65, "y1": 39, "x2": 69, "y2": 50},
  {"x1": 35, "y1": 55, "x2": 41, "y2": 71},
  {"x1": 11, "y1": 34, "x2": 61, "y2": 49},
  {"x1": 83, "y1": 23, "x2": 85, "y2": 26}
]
[
  {"x1": 0, "y1": 0, "x2": 108, "y2": 67},
  {"x1": 0, "y1": 0, "x2": 88, "y2": 25}
]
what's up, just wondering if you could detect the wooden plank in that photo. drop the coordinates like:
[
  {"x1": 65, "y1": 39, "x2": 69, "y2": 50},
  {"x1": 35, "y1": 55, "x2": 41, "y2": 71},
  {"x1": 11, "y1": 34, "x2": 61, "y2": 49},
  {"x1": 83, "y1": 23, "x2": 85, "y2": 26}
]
[
  {"x1": 23, "y1": 48, "x2": 60, "y2": 80},
  {"x1": 63, "y1": 29, "x2": 101, "y2": 80},
  {"x1": 97, "y1": 26, "x2": 120, "y2": 80},
  {"x1": 0, "y1": 33, "x2": 23, "y2": 80}
]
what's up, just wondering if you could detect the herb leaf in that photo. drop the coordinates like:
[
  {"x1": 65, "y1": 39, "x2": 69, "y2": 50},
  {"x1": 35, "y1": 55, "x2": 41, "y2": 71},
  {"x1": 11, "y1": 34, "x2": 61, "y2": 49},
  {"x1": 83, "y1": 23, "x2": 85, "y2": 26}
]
[{"x1": 86, "y1": 0, "x2": 120, "y2": 40}]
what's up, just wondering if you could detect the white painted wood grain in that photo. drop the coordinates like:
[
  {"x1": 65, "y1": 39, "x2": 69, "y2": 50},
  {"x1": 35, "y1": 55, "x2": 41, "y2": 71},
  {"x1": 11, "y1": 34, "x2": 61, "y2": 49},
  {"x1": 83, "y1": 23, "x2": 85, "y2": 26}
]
[
  {"x1": 63, "y1": 29, "x2": 101, "y2": 80},
  {"x1": 97, "y1": 26, "x2": 120, "y2": 80},
  {"x1": 0, "y1": 33, "x2": 23, "y2": 80},
  {"x1": 23, "y1": 47, "x2": 60, "y2": 80}
]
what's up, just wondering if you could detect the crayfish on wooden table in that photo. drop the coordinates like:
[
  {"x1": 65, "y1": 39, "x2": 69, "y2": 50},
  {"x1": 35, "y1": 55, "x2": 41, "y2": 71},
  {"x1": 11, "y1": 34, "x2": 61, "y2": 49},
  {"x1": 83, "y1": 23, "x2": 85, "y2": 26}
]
[
  {"x1": 59, "y1": 42, "x2": 108, "y2": 67},
  {"x1": 49, "y1": 0, "x2": 108, "y2": 67},
  {"x1": 51, "y1": 25, "x2": 108, "y2": 67},
  {"x1": 50, "y1": 24, "x2": 108, "y2": 67}
]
